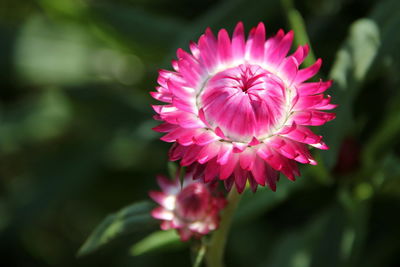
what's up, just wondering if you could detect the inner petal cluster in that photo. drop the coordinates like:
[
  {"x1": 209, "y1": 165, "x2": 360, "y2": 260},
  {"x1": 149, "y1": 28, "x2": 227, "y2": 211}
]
[
  {"x1": 151, "y1": 22, "x2": 336, "y2": 192},
  {"x1": 199, "y1": 64, "x2": 286, "y2": 142}
]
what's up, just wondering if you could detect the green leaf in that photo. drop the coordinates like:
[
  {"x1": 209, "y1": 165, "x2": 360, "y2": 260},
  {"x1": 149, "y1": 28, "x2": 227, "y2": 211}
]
[
  {"x1": 129, "y1": 230, "x2": 183, "y2": 256},
  {"x1": 336, "y1": 189, "x2": 370, "y2": 267},
  {"x1": 370, "y1": 0, "x2": 400, "y2": 71},
  {"x1": 235, "y1": 177, "x2": 305, "y2": 224},
  {"x1": 362, "y1": 107, "x2": 400, "y2": 167},
  {"x1": 322, "y1": 18, "x2": 380, "y2": 168},
  {"x1": 167, "y1": 161, "x2": 178, "y2": 180},
  {"x1": 78, "y1": 201, "x2": 157, "y2": 257},
  {"x1": 257, "y1": 205, "x2": 346, "y2": 267}
]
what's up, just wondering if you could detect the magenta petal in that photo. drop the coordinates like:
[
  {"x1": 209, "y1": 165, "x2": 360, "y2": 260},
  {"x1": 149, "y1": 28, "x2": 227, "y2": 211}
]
[
  {"x1": 149, "y1": 191, "x2": 169, "y2": 206},
  {"x1": 278, "y1": 56, "x2": 299, "y2": 85},
  {"x1": 272, "y1": 30, "x2": 294, "y2": 65},
  {"x1": 292, "y1": 44, "x2": 309, "y2": 65},
  {"x1": 297, "y1": 80, "x2": 333, "y2": 96},
  {"x1": 232, "y1": 22, "x2": 245, "y2": 60},
  {"x1": 153, "y1": 123, "x2": 178, "y2": 133},
  {"x1": 249, "y1": 22, "x2": 266, "y2": 61},
  {"x1": 265, "y1": 164, "x2": 279, "y2": 191},
  {"x1": 181, "y1": 145, "x2": 203, "y2": 166},
  {"x1": 204, "y1": 159, "x2": 220, "y2": 182},
  {"x1": 217, "y1": 143, "x2": 233, "y2": 165},
  {"x1": 224, "y1": 177, "x2": 235, "y2": 191},
  {"x1": 251, "y1": 157, "x2": 266, "y2": 186},
  {"x1": 234, "y1": 167, "x2": 248, "y2": 193},
  {"x1": 248, "y1": 173, "x2": 259, "y2": 192},
  {"x1": 239, "y1": 149, "x2": 256, "y2": 170},
  {"x1": 218, "y1": 29, "x2": 232, "y2": 64},
  {"x1": 295, "y1": 58, "x2": 322, "y2": 84},
  {"x1": 193, "y1": 130, "x2": 220, "y2": 146},
  {"x1": 152, "y1": 207, "x2": 174, "y2": 220},
  {"x1": 151, "y1": 22, "x2": 336, "y2": 193},
  {"x1": 220, "y1": 153, "x2": 238, "y2": 180},
  {"x1": 197, "y1": 142, "x2": 220, "y2": 164},
  {"x1": 293, "y1": 110, "x2": 336, "y2": 126}
]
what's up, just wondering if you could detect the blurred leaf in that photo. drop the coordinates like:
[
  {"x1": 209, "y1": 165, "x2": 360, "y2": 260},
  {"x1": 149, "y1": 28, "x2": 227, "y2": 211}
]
[
  {"x1": 235, "y1": 178, "x2": 305, "y2": 224},
  {"x1": 0, "y1": 134, "x2": 107, "y2": 235},
  {"x1": 281, "y1": 0, "x2": 317, "y2": 67},
  {"x1": 258, "y1": 205, "x2": 345, "y2": 267},
  {"x1": 171, "y1": 0, "x2": 280, "y2": 56},
  {"x1": 337, "y1": 189, "x2": 370, "y2": 267},
  {"x1": 0, "y1": 88, "x2": 71, "y2": 152},
  {"x1": 373, "y1": 155, "x2": 400, "y2": 195},
  {"x1": 167, "y1": 162, "x2": 178, "y2": 180},
  {"x1": 78, "y1": 201, "x2": 157, "y2": 257},
  {"x1": 129, "y1": 230, "x2": 183, "y2": 256},
  {"x1": 14, "y1": 15, "x2": 92, "y2": 85},
  {"x1": 322, "y1": 18, "x2": 380, "y2": 168},
  {"x1": 38, "y1": 0, "x2": 87, "y2": 18},
  {"x1": 370, "y1": 0, "x2": 400, "y2": 71},
  {"x1": 362, "y1": 106, "x2": 400, "y2": 167},
  {"x1": 94, "y1": 4, "x2": 184, "y2": 45},
  {"x1": 14, "y1": 15, "x2": 144, "y2": 86}
]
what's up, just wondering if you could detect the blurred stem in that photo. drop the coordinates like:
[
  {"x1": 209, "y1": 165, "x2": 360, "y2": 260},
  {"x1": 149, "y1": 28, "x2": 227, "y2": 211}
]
[
  {"x1": 281, "y1": 0, "x2": 316, "y2": 67},
  {"x1": 282, "y1": 0, "x2": 333, "y2": 185},
  {"x1": 193, "y1": 241, "x2": 207, "y2": 267},
  {"x1": 205, "y1": 189, "x2": 242, "y2": 267}
]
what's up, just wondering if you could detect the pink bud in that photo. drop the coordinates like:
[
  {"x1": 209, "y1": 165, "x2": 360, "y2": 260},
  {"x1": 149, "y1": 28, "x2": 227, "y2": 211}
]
[
  {"x1": 149, "y1": 172, "x2": 226, "y2": 241},
  {"x1": 176, "y1": 183, "x2": 211, "y2": 221}
]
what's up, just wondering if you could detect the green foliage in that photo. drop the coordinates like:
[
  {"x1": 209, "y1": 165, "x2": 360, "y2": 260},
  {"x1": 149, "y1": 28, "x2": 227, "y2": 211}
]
[
  {"x1": 78, "y1": 201, "x2": 156, "y2": 257},
  {"x1": 129, "y1": 230, "x2": 182, "y2": 256},
  {"x1": 1, "y1": 0, "x2": 400, "y2": 266},
  {"x1": 323, "y1": 18, "x2": 380, "y2": 168}
]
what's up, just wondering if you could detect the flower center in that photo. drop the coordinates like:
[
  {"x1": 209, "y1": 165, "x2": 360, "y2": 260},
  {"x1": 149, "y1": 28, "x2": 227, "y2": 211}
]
[
  {"x1": 175, "y1": 183, "x2": 211, "y2": 221},
  {"x1": 199, "y1": 64, "x2": 286, "y2": 142}
]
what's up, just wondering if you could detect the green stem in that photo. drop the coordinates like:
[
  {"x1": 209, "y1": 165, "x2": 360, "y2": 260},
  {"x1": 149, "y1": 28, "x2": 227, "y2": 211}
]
[
  {"x1": 281, "y1": 0, "x2": 316, "y2": 67},
  {"x1": 281, "y1": 0, "x2": 333, "y2": 185},
  {"x1": 193, "y1": 242, "x2": 207, "y2": 267},
  {"x1": 205, "y1": 189, "x2": 242, "y2": 267}
]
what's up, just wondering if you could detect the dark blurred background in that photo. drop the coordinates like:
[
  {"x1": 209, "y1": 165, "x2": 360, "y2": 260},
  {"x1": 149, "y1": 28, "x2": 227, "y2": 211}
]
[{"x1": 1, "y1": 0, "x2": 400, "y2": 266}]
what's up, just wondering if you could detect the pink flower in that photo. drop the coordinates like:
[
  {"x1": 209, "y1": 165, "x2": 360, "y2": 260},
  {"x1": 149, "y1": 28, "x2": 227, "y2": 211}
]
[
  {"x1": 149, "y1": 174, "x2": 226, "y2": 241},
  {"x1": 152, "y1": 22, "x2": 336, "y2": 192}
]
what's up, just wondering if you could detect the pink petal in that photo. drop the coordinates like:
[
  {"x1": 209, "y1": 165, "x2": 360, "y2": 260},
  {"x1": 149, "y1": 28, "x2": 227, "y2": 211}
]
[
  {"x1": 218, "y1": 29, "x2": 232, "y2": 64},
  {"x1": 219, "y1": 153, "x2": 238, "y2": 180},
  {"x1": 234, "y1": 167, "x2": 248, "y2": 193},
  {"x1": 168, "y1": 143, "x2": 187, "y2": 161},
  {"x1": 248, "y1": 22, "x2": 265, "y2": 62},
  {"x1": 295, "y1": 58, "x2": 322, "y2": 84},
  {"x1": 278, "y1": 56, "x2": 299, "y2": 85},
  {"x1": 156, "y1": 175, "x2": 180, "y2": 194},
  {"x1": 232, "y1": 22, "x2": 245, "y2": 60},
  {"x1": 270, "y1": 30, "x2": 294, "y2": 65},
  {"x1": 297, "y1": 80, "x2": 333, "y2": 96},
  {"x1": 151, "y1": 207, "x2": 174, "y2": 220},
  {"x1": 152, "y1": 123, "x2": 178, "y2": 133},
  {"x1": 197, "y1": 142, "x2": 220, "y2": 164},
  {"x1": 204, "y1": 159, "x2": 220, "y2": 182},
  {"x1": 281, "y1": 124, "x2": 321, "y2": 145},
  {"x1": 293, "y1": 110, "x2": 336, "y2": 126},
  {"x1": 217, "y1": 143, "x2": 233, "y2": 165},
  {"x1": 239, "y1": 148, "x2": 256, "y2": 170},
  {"x1": 292, "y1": 44, "x2": 309, "y2": 65},
  {"x1": 181, "y1": 145, "x2": 203, "y2": 166},
  {"x1": 198, "y1": 28, "x2": 218, "y2": 73},
  {"x1": 193, "y1": 130, "x2": 220, "y2": 146}
]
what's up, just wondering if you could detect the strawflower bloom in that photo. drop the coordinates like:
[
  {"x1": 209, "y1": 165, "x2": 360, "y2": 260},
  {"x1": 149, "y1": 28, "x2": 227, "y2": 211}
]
[
  {"x1": 149, "y1": 173, "x2": 227, "y2": 241},
  {"x1": 152, "y1": 22, "x2": 336, "y2": 192}
]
